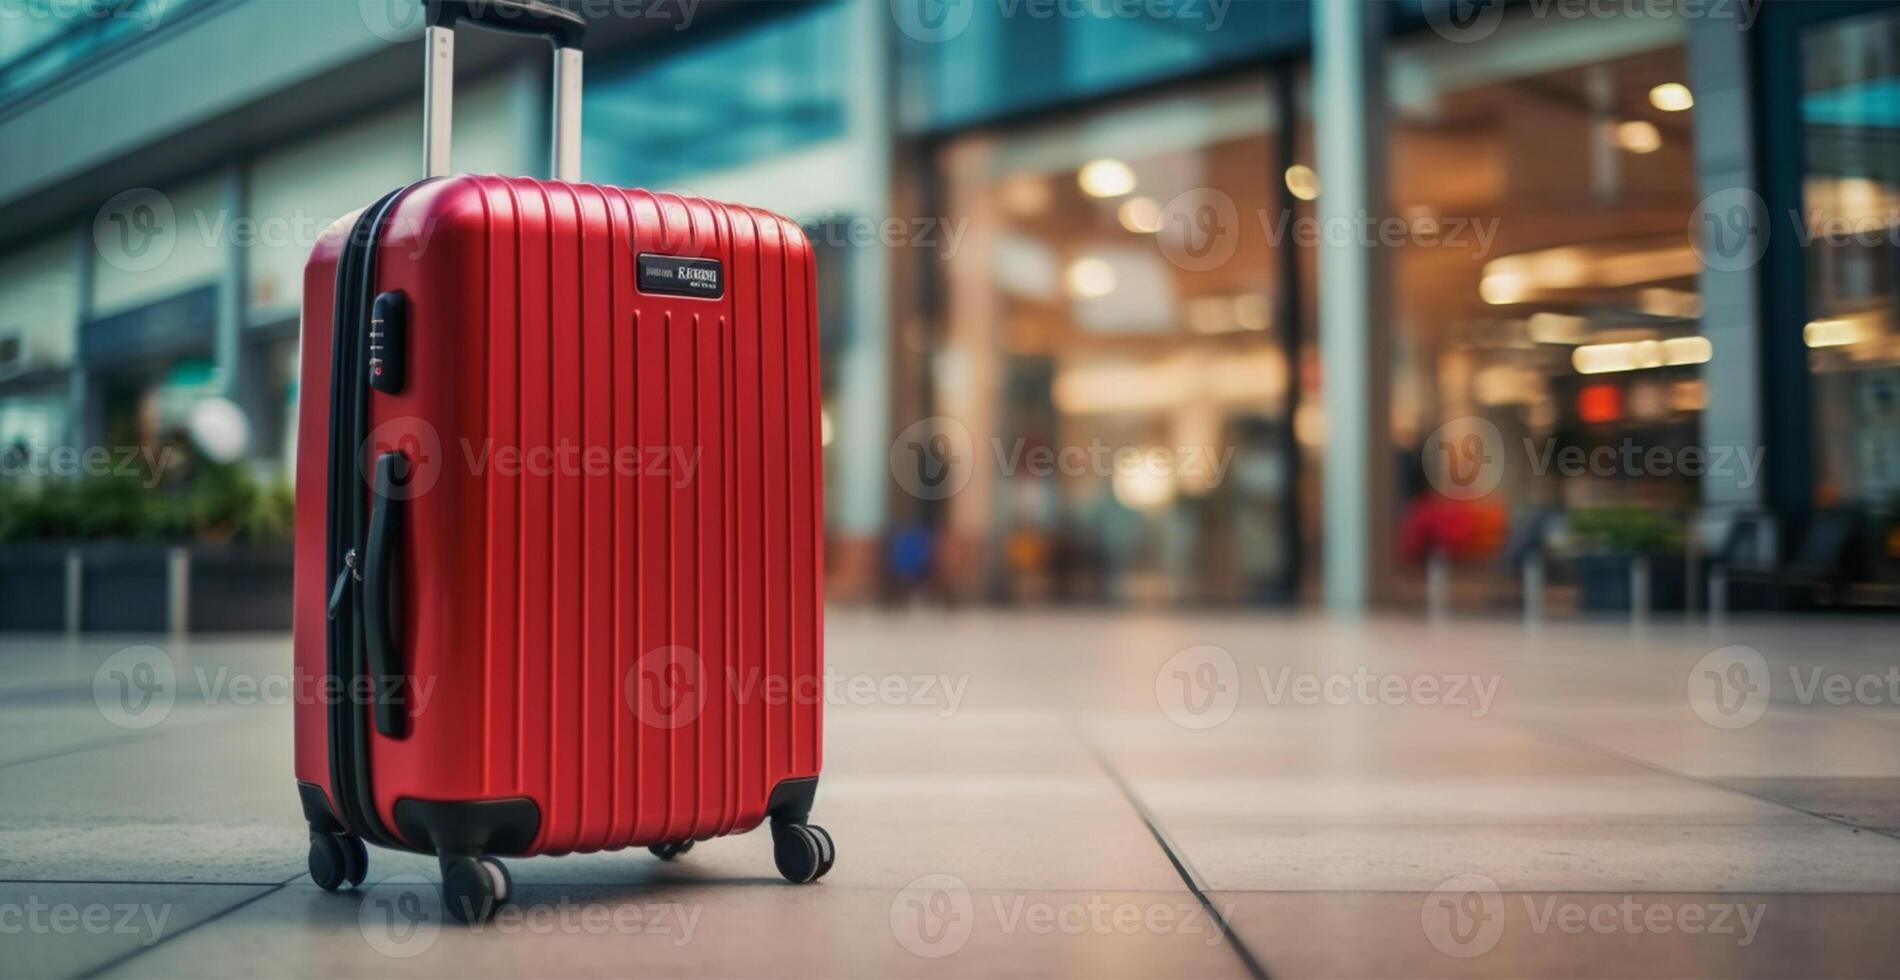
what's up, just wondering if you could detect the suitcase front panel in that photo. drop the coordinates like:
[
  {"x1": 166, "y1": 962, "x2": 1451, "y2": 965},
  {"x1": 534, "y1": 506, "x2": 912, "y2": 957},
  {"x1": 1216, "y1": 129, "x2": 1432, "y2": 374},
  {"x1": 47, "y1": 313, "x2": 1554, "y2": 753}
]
[{"x1": 293, "y1": 176, "x2": 824, "y2": 856}]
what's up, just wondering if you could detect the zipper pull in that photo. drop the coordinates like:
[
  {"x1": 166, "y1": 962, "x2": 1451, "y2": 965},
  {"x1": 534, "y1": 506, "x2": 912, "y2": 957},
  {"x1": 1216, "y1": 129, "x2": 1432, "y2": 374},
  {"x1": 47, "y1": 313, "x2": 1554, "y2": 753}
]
[{"x1": 327, "y1": 549, "x2": 360, "y2": 620}]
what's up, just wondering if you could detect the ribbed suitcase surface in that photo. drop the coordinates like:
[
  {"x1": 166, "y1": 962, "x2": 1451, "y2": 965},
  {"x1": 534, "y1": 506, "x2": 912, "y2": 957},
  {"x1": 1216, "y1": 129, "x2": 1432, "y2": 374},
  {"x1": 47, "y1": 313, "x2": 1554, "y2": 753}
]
[{"x1": 292, "y1": 176, "x2": 824, "y2": 856}]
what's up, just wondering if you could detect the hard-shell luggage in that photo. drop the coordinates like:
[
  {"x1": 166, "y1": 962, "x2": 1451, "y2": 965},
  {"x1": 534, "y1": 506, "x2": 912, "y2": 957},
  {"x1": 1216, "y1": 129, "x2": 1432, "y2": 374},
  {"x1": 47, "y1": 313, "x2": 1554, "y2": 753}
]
[{"x1": 290, "y1": 0, "x2": 832, "y2": 923}]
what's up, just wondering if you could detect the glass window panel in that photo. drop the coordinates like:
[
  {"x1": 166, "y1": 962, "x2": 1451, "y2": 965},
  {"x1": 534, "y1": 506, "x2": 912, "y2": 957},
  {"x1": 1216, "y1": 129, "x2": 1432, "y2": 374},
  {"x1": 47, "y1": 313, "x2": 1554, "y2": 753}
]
[
  {"x1": 897, "y1": 0, "x2": 1303, "y2": 132},
  {"x1": 1387, "y1": 18, "x2": 1702, "y2": 600},
  {"x1": 934, "y1": 75, "x2": 1288, "y2": 605},
  {"x1": 1801, "y1": 10, "x2": 1900, "y2": 512},
  {"x1": 583, "y1": 2, "x2": 850, "y2": 188}
]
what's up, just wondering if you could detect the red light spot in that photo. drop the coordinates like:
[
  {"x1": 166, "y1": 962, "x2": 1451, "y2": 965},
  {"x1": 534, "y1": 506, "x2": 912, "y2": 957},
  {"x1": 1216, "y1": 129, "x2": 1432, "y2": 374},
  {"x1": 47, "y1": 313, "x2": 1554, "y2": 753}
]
[{"x1": 1578, "y1": 384, "x2": 1622, "y2": 424}]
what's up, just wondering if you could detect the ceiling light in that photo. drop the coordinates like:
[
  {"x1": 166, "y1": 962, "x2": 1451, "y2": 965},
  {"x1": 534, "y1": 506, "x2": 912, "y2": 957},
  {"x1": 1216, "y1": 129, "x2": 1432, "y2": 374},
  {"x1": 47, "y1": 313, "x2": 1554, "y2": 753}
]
[
  {"x1": 1078, "y1": 159, "x2": 1137, "y2": 198},
  {"x1": 1283, "y1": 164, "x2": 1319, "y2": 202},
  {"x1": 1649, "y1": 83, "x2": 1694, "y2": 112},
  {"x1": 1065, "y1": 256, "x2": 1117, "y2": 299},
  {"x1": 1613, "y1": 120, "x2": 1662, "y2": 154},
  {"x1": 1117, "y1": 196, "x2": 1163, "y2": 234}
]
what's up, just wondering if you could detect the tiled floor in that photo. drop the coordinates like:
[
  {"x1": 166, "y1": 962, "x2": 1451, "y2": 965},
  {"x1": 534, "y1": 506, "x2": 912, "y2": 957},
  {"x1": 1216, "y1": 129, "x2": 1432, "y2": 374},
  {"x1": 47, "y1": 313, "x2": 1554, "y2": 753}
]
[{"x1": 3, "y1": 611, "x2": 1898, "y2": 978}]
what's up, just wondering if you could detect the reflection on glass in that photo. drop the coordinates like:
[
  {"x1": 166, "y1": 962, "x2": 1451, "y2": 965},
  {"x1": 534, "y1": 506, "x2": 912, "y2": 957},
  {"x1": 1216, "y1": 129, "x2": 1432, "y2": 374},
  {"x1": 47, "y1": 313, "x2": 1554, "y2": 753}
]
[
  {"x1": 936, "y1": 77, "x2": 1287, "y2": 605},
  {"x1": 582, "y1": 2, "x2": 849, "y2": 188},
  {"x1": 1801, "y1": 11, "x2": 1900, "y2": 512},
  {"x1": 1387, "y1": 20, "x2": 1703, "y2": 598}
]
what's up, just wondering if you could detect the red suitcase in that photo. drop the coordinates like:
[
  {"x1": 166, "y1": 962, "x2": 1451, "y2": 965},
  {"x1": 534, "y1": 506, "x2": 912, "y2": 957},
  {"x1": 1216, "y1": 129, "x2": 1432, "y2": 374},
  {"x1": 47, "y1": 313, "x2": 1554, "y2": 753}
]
[{"x1": 291, "y1": 0, "x2": 831, "y2": 923}]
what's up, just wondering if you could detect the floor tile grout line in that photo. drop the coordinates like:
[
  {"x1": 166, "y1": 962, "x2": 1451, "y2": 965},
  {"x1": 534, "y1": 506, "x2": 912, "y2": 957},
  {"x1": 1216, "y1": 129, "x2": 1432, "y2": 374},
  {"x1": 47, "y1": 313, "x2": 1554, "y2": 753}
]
[
  {"x1": 1515, "y1": 722, "x2": 1900, "y2": 845},
  {"x1": 1070, "y1": 718, "x2": 1273, "y2": 980},
  {"x1": 0, "y1": 733, "x2": 158, "y2": 772},
  {"x1": 73, "y1": 874, "x2": 305, "y2": 980}
]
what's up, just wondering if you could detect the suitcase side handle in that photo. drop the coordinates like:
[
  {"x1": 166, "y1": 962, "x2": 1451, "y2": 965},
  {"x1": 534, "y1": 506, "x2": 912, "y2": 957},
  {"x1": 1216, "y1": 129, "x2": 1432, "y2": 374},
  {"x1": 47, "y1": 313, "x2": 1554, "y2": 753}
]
[
  {"x1": 365, "y1": 451, "x2": 410, "y2": 739},
  {"x1": 421, "y1": 1, "x2": 584, "y2": 182}
]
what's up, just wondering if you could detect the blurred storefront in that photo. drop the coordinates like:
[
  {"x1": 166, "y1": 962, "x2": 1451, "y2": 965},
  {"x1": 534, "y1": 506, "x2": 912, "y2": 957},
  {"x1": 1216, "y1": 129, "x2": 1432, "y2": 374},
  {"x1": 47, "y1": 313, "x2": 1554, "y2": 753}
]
[{"x1": 0, "y1": 0, "x2": 1897, "y2": 614}]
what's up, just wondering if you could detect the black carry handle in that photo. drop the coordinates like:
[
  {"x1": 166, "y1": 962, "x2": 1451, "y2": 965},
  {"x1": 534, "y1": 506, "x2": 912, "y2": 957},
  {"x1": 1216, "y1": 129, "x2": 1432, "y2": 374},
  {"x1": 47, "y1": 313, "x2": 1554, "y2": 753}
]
[
  {"x1": 365, "y1": 451, "x2": 410, "y2": 739},
  {"x1": 424, "y1": 0, "x2": 587, "y2": 49}
]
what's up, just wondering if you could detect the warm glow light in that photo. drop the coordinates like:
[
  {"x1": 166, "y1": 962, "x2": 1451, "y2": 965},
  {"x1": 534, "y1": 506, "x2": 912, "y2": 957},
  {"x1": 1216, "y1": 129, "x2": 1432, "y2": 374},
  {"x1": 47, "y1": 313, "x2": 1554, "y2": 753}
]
[
  {"x1": 1233, "y1": 293, "x2": 1269, "y2": 331},
  {"x1": 1613, "y1": 120, "x2": 1662, "y2": 154},
  {"x1": 1480, "y1": 270, "x2": 1531, "y2": 305},
  {"x1": 1649, "y1": 82, "x2": 1694, "y2": 112},
  {"x1": 1052, "y1": 350, "x2": 1287, "y2": 416},
  {"x1": 1117, "y1": 196, "x2": 1163, "y2": 234},
  {"x1": 820, "y1": 408, "x2": 834, "y2": 447},
  {"x1": 1527, "y1": 313, "x2": 1588, "y2": 345},
  {"x1": 1078, "y1": 159, "x2": 1137, "y2": 198},
  {"x1": 1113, "y1": 464, "x2": 1177, "y2": 511},
  {"x1": 1572, "y1": 336, "x2": 1713, "y2": 374},
  {"x1": 1064, "y1": 257, "x2": 1118, "y2": 299},
  {"x1": 1481, "y1": 242, "x2": 1700, "y2": 304},
  {"x1": 1805, "y1": 317, "x2": 1868, "y2": 348},
  {"x1": 1283, "y1": 164, "x2": 1319, "y2": 201},
  {"x1": 999, "y1": 173, "x2": 1052, "y2": 218},
  {"x1": 1661, "y1": 335, "x2": 1713, "y2": 365}
]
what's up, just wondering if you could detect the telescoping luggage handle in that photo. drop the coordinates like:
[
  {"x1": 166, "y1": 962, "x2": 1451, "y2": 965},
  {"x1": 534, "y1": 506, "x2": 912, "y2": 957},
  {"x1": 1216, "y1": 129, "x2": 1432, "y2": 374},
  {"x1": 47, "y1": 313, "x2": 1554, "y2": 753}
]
[{"x1": 421, "y1": 0, "x2": 587, "y2": 182}]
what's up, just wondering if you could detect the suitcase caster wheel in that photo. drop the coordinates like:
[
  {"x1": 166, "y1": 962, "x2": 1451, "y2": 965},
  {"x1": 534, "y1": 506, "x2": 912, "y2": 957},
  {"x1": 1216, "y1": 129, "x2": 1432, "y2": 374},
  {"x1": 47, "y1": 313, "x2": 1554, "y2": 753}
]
[
  {"x1": 308, "y1": 833, "x2": 365, "y2": 891},
  {"x1": 344, "y1": 835, "x2": 369, "y2": 887},
  {"x1": 773, "y1": 824, "x2": 834, "y2": 884},
  {"x1": 440, "y1": 855, "x2": 509, "y2": 924},
  {"x1": 649, "y1": 841, "x2": 694, "y2": 861}
]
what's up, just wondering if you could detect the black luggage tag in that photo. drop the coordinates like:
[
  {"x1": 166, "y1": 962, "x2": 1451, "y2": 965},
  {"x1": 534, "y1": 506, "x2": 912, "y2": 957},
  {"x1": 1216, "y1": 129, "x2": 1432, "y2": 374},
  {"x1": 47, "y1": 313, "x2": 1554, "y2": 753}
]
[{"x1": 637, "y1": 254, "x2": 724, "y2": 299}]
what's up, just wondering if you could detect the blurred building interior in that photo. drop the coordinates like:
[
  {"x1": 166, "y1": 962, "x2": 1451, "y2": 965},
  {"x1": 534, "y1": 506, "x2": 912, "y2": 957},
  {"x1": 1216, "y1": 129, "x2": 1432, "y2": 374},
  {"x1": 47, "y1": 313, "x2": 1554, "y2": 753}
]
[{"x1": 0, "y1": 0, "x2": 1897, "y2": 622}]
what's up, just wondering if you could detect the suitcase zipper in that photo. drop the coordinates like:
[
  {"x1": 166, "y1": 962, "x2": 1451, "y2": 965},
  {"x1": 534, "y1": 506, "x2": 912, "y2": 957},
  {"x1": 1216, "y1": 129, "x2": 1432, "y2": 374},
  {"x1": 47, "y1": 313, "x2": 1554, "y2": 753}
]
[{"x1": 326, "y1": 548, "x2": 358, "y2": 621}]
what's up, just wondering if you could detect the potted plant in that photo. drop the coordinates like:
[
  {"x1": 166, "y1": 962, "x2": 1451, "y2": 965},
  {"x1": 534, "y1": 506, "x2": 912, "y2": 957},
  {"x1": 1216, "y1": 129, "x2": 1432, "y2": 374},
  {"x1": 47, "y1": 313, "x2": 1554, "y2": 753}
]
[
  {"x1": 184, "y1": 464, "x2": 296, "y2": 631},
  {"x1": 1566, "y1": 507, "x2": 1688, "y2": 613}
]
